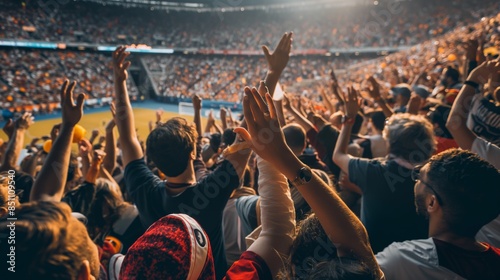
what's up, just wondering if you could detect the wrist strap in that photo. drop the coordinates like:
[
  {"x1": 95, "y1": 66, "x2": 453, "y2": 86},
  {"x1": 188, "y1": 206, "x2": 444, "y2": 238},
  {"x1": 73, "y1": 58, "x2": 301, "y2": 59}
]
[{"x1": 464, "y1": 80, "x2": 479, "y2": 90}]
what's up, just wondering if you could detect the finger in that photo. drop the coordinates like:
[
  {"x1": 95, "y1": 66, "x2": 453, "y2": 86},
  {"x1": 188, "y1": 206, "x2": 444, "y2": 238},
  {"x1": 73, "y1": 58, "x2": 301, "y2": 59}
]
[
  {"x1": 250, "y1": 88, "x2": 268, "y2": 122},
  {"x1": 242, "y1": 88, "x2": 257, "y2": 128},
  {"x1": 66, "y1": 81, "x2": 77, "y2": 106},
  {"x1": 277, "y1": 33, "x2": 288, "y2": 50},
  {"x1": 76, "y1": 93, "x2": 85, "y2": 110},
  {"x1": 233, "y1": 127, "x2": 252, "y2": 143},
  {"x1": 262, "y1": 45, "x2": 271, "y2": 60},
  {"x1": 265, "y1": 93, "x2": 277, "y2": 120},
  {"x1": 122, "y1": 60, "x2": 131, "y2": 71},
  {"x1": 285, "y1": 32, "x2": 293, "y2": 52},
  {"x1": 258, "y1": 81, "x2": 267, "y2": 97},
  {"x1": 60, "y1": 80, "x2": 69, "y2": 104}
]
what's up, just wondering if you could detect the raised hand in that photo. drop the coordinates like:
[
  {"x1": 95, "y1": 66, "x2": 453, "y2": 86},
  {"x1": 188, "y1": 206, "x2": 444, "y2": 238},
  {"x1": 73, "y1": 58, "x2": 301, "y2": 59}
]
[
  {"x1": 113, "y1": 46, "x2": 131, "y2": 82},
  {"x1": 407, "y1": 94, "x2": 423, "y2": 115},
  {"x1": 367, "y1": 76, "x2": 382, "y2": 101},
  {"x1": 344, "y1": 86, "x2": 361, "y2": 118},
  {"x1": 78, "y1": 138, "x2": 92, "y2": 158},
  {"x1": 60, "y1": 80, "x2": 85, "y2": 128},
  {"x1": 155, "y1": 109, "x2": 163, "y2": 124},
  {"x1": 92, "y1": 149, "x2": 106, "y2": 165},
  {"x1": 220, "y1": 107, "x2": 227, "y2": 121},
  {"x1": 234, "y1": 87, "x2": 289, "y2": 164},
  {"x1": 330, "y1": 68, "x2": 339, "y2": 87},
  {"x1": 105, "y1": 118, "x2": 116, "y2": 133},
  {"x1": 468, "y1": 59, "x2": 500, "y2": 84},
  {"x1": 262, "y1": 32, "x2": 293, "y2": 73},
  {"x1": 192, "y1": 94, "x2": 202, "y2": 112},
  {"x1": 282, "y1": 93, "x2": 292, "y2": 110},
  {"x1": 15, "y1": 112, "x2": 34, "y2": 130}
]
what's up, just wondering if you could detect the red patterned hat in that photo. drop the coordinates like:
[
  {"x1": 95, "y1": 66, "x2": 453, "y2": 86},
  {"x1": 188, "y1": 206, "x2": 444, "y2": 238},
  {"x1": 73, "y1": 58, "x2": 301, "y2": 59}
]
[{"x1": 119, "y1": 214, "x2": 215, "y2": 279}]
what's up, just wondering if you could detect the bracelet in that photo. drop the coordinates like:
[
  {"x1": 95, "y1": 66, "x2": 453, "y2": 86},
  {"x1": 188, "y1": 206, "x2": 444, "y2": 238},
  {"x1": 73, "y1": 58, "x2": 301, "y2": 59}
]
[{"x1": 464, "y1": 80, "x2": 479, "y2": 90}]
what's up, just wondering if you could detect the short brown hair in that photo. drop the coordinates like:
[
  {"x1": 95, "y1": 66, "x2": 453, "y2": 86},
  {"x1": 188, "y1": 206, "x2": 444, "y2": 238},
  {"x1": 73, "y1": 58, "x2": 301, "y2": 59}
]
[
  {"x1": 383, "y1": 113, "x2": 436, "y2": 164},
  {"x1": 146, "y1": 117, "x2": 198, "y2": 177},
  {"x1": 0, "y1": 201, "x2": 99, "y2": 279}
]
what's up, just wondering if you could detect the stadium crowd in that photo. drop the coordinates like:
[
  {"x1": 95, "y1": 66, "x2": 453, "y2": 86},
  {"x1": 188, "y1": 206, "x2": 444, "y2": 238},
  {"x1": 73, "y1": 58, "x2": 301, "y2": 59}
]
[
  {"x1": 0, "y1": 0, "x2": 498, "y2": 50},
  {"x1": 0, "y1": 2, "x2": 500, "y2": 280},
  {"x1": 0, "y1": 49, "x2": 138, "y2": 114}
]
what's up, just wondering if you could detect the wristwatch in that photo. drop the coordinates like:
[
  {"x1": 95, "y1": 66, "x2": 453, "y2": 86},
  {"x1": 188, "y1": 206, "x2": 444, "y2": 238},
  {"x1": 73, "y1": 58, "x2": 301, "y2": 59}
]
[{"x1": 291, "y1": 166, "x2": 313, "y2": 186}]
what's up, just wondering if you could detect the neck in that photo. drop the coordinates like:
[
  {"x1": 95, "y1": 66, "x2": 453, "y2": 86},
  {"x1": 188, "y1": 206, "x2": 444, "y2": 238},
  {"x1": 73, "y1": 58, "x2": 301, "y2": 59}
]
[
  {"x1": 165, "y1": 161, "x2": 196, "y2": 185},
  {"x1": 429, "y1": 218, "x2": 486, "y2": 251}
]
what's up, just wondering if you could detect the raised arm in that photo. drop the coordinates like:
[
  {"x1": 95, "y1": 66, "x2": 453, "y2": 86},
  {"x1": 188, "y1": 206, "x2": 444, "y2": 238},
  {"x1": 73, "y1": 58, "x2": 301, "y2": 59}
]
[
  {"x1": 283, "y1": 93, "x2": 316, "y2": 132},
  {"x1": 446, "y1": 59, "x2": 500, "y2": 150},
  {"x1": 262, "y1": 32, "x2": 293, "y2": 97},
  {"x1": 192, "y1": 95, "x2": 203, "y2": 137},
  {"x1": 367, "y1": 76, "x2": 393, "y2": 118},
  {"x1": 112, "y1": 46, "x2": 143, "y2": 167},
  {"x1": 30, "y1": 80, "x2": 85, "y2": 202},
  {"x1": 0, "y1": 112, "x2": 33, "y2": 172},
  {"x1": 78, "y1": 138, "x2": 92, "y2": 179},
  {"x1": 234, "y1": 87, "x2": 381, "y2": 278},
  {"x1": 103, "y1": 116, "x2": 117, "y2": 174},
  {"x1": 233, "y1": 87, "x2": 295, "y2": 277},
  {"x1": 333, "y1": 87, "x2": 360, "y2": 175}
]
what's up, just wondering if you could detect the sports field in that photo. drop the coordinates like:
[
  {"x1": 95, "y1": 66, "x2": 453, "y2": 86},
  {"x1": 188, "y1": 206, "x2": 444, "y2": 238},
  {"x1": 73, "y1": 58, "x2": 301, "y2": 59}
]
[{"x1": 0, "y1": 107, "x2": 206, "y2": 148}]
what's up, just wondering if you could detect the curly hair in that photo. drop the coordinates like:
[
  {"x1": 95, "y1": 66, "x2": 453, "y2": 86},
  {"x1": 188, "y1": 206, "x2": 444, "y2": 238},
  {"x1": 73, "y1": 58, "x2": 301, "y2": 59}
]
[
  {"x1": 425, "y1": 149, "x2": 500, "y2": 237},
  {"x1": 279, "y1": 214, "x2": 376, "y2": 280},
  {"x1": 0, "y1": 201, "x2": 99, "y2": 279},
  {"x1": 383, "y1": 113, "x2": 436, "y2": 164},
  {"x1": 146, "y1": 117, "x2": 198, "y2": 177}
]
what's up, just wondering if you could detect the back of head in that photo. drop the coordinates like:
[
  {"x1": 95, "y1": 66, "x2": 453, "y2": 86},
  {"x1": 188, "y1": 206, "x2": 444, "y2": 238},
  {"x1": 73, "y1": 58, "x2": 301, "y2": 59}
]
[
  {"x1": 383, "y1": 113, "x2": 436, "y2": 164},
  {"x1": 370, "y1": 111, "x2": 386, "y2": 132},
  {"x1": 426, "y1": 149, "x2": 500, "y2": 238},
  {"x1": 351, "y1": 113, "x2": 364, "y2": 135},
  {"x1": 281, "y1": 214, "x2": 375, "y2": 280},
  {"x1": 444, "y1": 66, "x2": 460, "y2": 83},
  {"x1": 0, "y1": 201, "x2": 99, "y2": 279},
  {"x1": 146, "y1": 117, "x2": 198, "y2": 177},
  {"x1": 427, "y1": 104, "x2": 453, "y2": 139},
  {"x1": 120, "y1": 214, "x2": 215, "y2": 279},
  {"x1": 283, "y1": 123, "x2": 307, "y2": 154}
]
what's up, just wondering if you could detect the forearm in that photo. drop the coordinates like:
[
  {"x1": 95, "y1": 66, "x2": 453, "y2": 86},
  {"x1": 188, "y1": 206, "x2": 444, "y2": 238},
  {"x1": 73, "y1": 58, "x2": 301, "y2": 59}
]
[
  {"x1": 333, "y1": 123, "x2": 354, "y2": 174},
  {"x1": 85, "y1": 161, "x2": 100, "y2": 184},
  {"x1": 103, "y1": 131, "x2": 116, "y2": 173},
  {"x1": 192, "y1": 107, "x2": 202, "y2": 137},
  {"x1": 273, "y1": 100, "x2": 286, "y2": 127},
  {"x1": 80, "y1": 155, "x2": 91, "y2": 179},
  {"x1": 288, "y1": 106, "x2": 315, "y2": 132},
  {"x1": 264, "y1": 70, "x2": 281, "y2": 97},
  {"x1": 0, "y1": 128, "x2": 25, "y2": 171},
  {"x1": 248, "y1": 156, "x2": 295, "y2": 277},
  {"x1": 446, "y1": 84, "x2": 477, "y2": 149},
  {"x1": 30, "y1": 124, "x2": 74, "y2": 202},
  {"x1": 115, "y1": 79, "x2": 143, "y2": 165}
]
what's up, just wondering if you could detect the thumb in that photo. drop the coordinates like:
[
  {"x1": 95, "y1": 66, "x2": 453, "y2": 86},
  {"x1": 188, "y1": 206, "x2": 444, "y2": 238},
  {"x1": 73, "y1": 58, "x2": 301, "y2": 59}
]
[
  {"x1": 262, "y1": 46, "x2": 271, "y2": 59},
  {"x1": 233, "y1": 127, "x2": 252, "y2": 143}
]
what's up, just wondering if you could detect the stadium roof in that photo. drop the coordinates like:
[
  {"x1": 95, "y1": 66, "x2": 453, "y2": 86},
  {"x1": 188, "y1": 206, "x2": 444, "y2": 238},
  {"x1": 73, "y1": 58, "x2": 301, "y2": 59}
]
[{"x1": 78, "y1": 0, "x2": 368, "y2": 12}]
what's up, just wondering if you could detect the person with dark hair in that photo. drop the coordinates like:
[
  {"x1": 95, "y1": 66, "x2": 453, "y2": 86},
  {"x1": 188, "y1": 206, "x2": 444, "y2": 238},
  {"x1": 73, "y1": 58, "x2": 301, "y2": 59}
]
[
  {"x1": 334, "y1": 86, "x2": 435, "y2": 253},
  {"x1": 112, "y1": 46, "x2": 251, "y2": 279},
  {"x1": 357, "y1": 111, "x2": 388, "y2": 159},
  {"x1": 427, "y1": 104, "x2": 459, "y2": 154},
  {"x1": 283, "y1": 123, "x2": 329, "y2": 172},
  {"x1": 440, "y1": 66, "x2": 462, "y2": 90},
  {"x1": 392, "y1": 84, "x2": 412, "y2": 113},
  {"x1": 376, "y1": 149, "x2": 500, "y2": 279}
]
